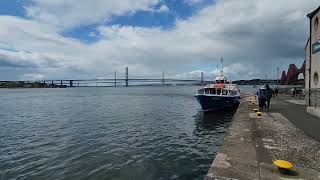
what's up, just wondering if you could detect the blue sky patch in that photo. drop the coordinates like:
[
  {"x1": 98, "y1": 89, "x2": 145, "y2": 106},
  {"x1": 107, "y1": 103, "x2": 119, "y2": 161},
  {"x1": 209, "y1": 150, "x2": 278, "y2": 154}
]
[
  {"x1": 107, "y1": 0, "x2": 215, "y2": 29},
  {"x1": 0, "y1": 0, "x2": 29, "y2": 17},
  {"x1": 61, "y1": 24, "x2": 101, "y2": 43},
  {"x1": 107, "y1": 10, "x2": 175, "y2": 30}
]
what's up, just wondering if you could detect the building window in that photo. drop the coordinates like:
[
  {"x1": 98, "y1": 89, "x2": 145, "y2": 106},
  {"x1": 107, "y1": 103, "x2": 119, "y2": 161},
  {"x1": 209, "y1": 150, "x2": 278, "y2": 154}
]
[
  {"x1": 315, "y1": 17, "x2": 319, "y2": 31},
  {"x1": 314, "y1": 72, "x2": 319, "y2": 86}
]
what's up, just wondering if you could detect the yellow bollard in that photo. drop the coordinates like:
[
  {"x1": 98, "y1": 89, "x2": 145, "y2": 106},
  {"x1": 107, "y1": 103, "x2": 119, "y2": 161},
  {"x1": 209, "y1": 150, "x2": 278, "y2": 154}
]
[
  {"x1": 273, "y1": 160, "x2": 294, "y2": 170},
  {"x1": 253, "y1": 109, "x2": 259, "y2": 112},
  {"x1": 256, "y1": 112, "x2": 262, "y2": 117}
]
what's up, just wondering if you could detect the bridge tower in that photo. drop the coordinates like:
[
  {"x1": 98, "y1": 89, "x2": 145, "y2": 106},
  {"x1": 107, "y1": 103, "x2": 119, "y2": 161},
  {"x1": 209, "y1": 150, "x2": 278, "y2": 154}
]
[
  {"x1": 201, "y1": 72, "x2": 204, "y2": 85},
  {"x1": 125, "y1": 67, "x2": 128, "y2": 87},
  {"x1": 114, "y1": 70, "x2": 117, "y2": 87},
  {"x1": 162, "y1": 71, "x2": 164, "y2": 86}
]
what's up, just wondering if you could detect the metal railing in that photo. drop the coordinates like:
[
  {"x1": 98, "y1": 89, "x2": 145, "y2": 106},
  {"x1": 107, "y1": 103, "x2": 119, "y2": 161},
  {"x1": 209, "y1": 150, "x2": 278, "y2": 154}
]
[
  {"x1": 306, "y1": 88, "x2": 320, "y2": 109},
  {"x1": 278, "y1": 87, "x2": 305, "y2": 100}
]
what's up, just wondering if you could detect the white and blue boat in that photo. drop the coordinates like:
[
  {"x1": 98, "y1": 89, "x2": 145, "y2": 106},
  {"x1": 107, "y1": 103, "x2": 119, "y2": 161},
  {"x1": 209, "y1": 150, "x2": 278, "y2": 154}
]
[{"x1": 195, "y1": 68, "x2": 241, "y2": 111}]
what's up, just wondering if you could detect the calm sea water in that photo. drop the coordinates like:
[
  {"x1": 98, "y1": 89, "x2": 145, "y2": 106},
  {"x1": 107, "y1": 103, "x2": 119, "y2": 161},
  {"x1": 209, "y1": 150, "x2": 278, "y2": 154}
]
[{"x1": 0, "y1": 86, "x2": 245, "y2": 180}]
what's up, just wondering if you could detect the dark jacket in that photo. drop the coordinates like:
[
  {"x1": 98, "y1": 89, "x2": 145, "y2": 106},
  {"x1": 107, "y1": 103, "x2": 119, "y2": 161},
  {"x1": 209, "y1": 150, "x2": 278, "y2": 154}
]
[
  {"x1": 267, "y1": 88, "x2": 273, "y2": 99},
  {"x1": 257, "y1": 88, "x2": 267, "y2": 101}
]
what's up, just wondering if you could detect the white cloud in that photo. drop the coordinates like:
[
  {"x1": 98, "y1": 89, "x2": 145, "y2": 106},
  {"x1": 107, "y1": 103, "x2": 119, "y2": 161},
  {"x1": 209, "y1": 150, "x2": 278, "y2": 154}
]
[
  {"x1": 178, "y1": 63, "x2": 258, "y2": 80},
  {"x1": 156, "y1": 4, "x2": 169, "y2": 13},
  {"x1": 184, "y1": 0, "x2": 204, "y2": 5},
  {"x1": 0, "y1": 0, "x2": 318, "y2": 80},
  {"x1": 25, "y1": 0, "x2": 161, "y2": 29},
  {"x1": 176, "y1": 70, "x2": 205, "y2": 79},
  {"x1": 21, "y1": 73, "x2": 44, "y2": 80},
  {"x1": 89, "y1": 32, "x2": 98, "y2": 38}
]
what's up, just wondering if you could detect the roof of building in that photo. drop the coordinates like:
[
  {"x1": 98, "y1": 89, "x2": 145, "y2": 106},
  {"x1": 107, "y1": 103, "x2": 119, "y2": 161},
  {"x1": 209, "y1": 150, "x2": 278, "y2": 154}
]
[{"x1": 307, "y1": 6, "x2": 320, "y2": 19}]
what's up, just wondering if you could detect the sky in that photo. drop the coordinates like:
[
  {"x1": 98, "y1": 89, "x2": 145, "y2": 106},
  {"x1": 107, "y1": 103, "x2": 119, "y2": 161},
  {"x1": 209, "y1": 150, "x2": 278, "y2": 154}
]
[{"x1": 0, "y1": 0, "x2": 318, "y2": 81}]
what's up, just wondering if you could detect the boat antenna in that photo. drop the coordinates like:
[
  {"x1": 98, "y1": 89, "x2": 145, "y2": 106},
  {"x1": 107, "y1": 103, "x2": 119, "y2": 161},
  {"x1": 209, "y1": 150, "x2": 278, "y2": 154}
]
[{"x1": 220, "y1": 57, "x2": 224, "y2": 77}]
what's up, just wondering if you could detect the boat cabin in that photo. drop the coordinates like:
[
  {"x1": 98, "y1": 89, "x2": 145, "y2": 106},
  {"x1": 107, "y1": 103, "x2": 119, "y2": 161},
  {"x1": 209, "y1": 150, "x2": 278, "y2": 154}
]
[
  {"x1": 215, "y1": 79, "x2": 230, "y2": 84},
  {"x1": 196, "y1": 68, "x2": 239, "y2": 96},
  {"x1": 214, "y1": 70, "x2": 231, "y2": 84},
  {"x1": 197, "y1": 87, "x2": 238, "y2": 96}
]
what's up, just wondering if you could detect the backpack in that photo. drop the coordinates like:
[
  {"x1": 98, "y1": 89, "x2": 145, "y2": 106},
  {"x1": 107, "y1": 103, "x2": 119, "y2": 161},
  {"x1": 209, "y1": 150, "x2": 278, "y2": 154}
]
[{"x1": 258, "y1": 88, "x2": 267, "y2": 100}]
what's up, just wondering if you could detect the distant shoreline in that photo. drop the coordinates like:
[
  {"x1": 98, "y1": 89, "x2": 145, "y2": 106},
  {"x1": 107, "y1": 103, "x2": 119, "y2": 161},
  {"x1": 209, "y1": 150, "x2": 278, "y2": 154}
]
[{"x1": 0, "y1": 82, "x2": 67, "y2": 88}]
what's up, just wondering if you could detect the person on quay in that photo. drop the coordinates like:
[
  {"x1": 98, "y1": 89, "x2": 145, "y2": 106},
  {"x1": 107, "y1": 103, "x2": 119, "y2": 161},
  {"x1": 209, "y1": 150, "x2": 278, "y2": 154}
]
[
  {"x1": 257, "y1": 86, "x2": 267, "y2": 112},
  {"x1": 265, "y1": 84, "x2": 273, "y2": 110},
  {"x1": 274, "y1": 88, "x2": 279, "y2": 97}
]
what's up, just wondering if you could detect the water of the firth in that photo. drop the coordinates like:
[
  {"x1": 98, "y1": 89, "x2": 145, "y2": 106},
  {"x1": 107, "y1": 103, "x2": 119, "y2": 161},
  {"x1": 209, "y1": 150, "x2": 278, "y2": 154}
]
[{"x1": 0, "y1": 86, "x2": 253, "y2": 180}]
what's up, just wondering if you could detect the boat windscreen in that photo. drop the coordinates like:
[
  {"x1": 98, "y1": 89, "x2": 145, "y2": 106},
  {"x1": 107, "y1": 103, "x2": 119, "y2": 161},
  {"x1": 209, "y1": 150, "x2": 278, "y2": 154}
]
[
  {"x1": 210, "y1": 88, "x2": 216, "y2": 94},
  {"x1": 229, "y1": 90, "x2": 238, "y2": 95},
  {"x1": 198, "y1": 89, "x2": 204, "y2": 94},
  {"x1": 217, "y1": 88, "x2": 221, "y2": 95},
  {"x1": 222, "y1": 89, "x2": 228, "y2": 95}
]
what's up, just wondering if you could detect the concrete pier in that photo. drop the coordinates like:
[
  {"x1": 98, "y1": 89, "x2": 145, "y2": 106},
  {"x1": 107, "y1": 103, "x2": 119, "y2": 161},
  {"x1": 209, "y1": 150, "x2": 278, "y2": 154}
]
[{"x1": 206, "y1": 96, "x2": 320, "y2": 180}]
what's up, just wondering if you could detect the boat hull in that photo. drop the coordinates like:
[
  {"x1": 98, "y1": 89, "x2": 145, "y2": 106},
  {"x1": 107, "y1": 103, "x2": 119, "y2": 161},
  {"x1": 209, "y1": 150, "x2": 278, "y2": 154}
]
[{"x1": 195, "y1": 95, "x2": 240, "y2": 111}]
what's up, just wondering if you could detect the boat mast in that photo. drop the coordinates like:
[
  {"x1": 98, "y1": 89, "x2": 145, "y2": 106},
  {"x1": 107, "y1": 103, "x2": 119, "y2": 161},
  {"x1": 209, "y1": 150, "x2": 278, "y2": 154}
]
[
  {"x1": 220, "y1": 57, "x2": 224, "y2": 78},
  {"x1": 219, "y1": 57, "x2": 225, "y2": 83},
  {"x1": 215, "y1": 57, "x2": 226, "y2": 84}
]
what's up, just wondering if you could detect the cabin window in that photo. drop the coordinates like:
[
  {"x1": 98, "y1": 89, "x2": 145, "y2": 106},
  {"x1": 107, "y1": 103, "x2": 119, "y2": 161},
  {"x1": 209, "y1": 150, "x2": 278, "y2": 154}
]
[
  {"x1": 217, "y1": 88, "x2": 221, "y2": 95},
  {"x1": 222, "y1": 89, "x2": 228, "y2": 95},
  {"x1": 229, "y1": 90, "x2": 237, "y2": 95},
  {"x1": 198, "y1": 89, "x2": 204, "y2": 94},
  {"x1": 205, "y1": 88, "x2": 210, "y2": 94},
  {"x1": 210, "y1": 88, "x2": 216, "y2": 94}
]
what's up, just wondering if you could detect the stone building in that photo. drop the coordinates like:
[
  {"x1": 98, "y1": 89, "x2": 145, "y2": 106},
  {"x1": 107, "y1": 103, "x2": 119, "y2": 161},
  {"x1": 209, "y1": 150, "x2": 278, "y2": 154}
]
[{"x1": 306, "y1": 6, "x2": 320, "y2": 117}]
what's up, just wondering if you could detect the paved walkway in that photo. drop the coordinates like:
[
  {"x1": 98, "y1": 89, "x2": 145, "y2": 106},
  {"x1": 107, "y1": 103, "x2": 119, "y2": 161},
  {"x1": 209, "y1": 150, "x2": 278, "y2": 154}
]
[
  {"x1": 284, "y1": 99, "x2": 306, "y2": 105},
  {"x1": 206, "y1": 96, "x2": 320, "y2": 180},
  {"x1": 270, "y1": 96, "x2": 320, "y2": 141}
]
